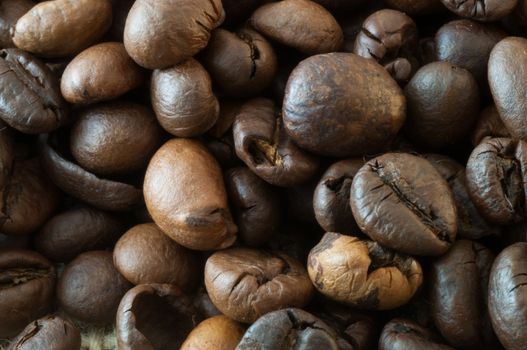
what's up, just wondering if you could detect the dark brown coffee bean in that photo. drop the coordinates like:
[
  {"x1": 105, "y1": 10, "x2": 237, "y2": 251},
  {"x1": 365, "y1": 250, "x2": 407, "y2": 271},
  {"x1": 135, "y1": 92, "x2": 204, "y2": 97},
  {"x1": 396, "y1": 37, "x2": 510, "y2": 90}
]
[
  {"x1": 114, "y1": 223, "x2": 199, "y2": 291},
  {"x1": 0, "y1": 120, "x2": 14, "y2": 190},
  {"x1": 430, "y1": 240, "x2": 497, "y2": 349},
  {"x1": 250, "y1": 0, "x2": 343, "y2": 54},
  {"x1": 424, "y1": 154, "x2": 500, "y2": 240},
  {"x1": 40, "y1": 134, "x2": 143, "y2": 211},
  {"x1": 384, "y1": 0, "x2": 444, "y2": 15},
  {"x1": 225, "y1": 167, "x2": 281, "y2": 246},
  {"x1": 353, "y1": 9, "x2": 418, "y2": 83},
  {"x1": 0, "y1": 249, "x2": 55, "y2": 338},
  {"x1": 308, "y1": 233, "x2": 423, "y2": 310},
  {"x1": 379, "y1": 318, "x2": 455, "y2": 350},
  {"x1": 233, "y1": 98, "x2": 320, "y2": 187},
  {"x1": 313, "y1": 159, "x2": 363, "y2": 233},
  {"x1": 0, "y1": 49, "x2": 68, "y2": 134},
  {"x1": 124, "y1": 0, "x2": 224, "y2": 69},
  {"x1": 351, "y1": 153, "x2": 457, "y2": 256},
  {"x1": 13, "y1": 0, "x2": 113, "y2": 58},
  {"x1": 70, "y1": 101, "x2": 163, "y2": 175},
  {"x1": 0, "y1": 0, "x2": 33, "y2": 49},
  {"x1": 7, "y1": 315, "x2": 81, "y2": 350},
  {"x1": 489, "y1": 37, "x2": 527, "y2": 140},
  {"x1": 466, "y1": 138, "x2": 527, "y2": 225},
  {"x1": 181, "y1": 315, "x2": 245, "y2": 350},
  {"x1": 283, "y1": 53, "x2": 405, "y2": 157},
  {"x1": 472, "y1": 105, "x2": 511, "y2": 146},
  {"x1": 57, "y1": 250, "x2": 132, "y2": 325},
  {"x1": 404, "y1": 61, "x2": 480, "y2": 150},
  {"x1": 204, "y1": 248, "x2": 314, "y2": 323},
  {"x1": 440, "y1": 0, "x2": 517, "y2": 22},
  {"x1": 61, "y1": 42, "x2": 145, "y2": 104},
  {"x1": 116, "y1": 283, "x2": 202, "y2": 349},
  {"x1": 488, "y1": 242, "x2": 527, "y2": 350},
  {"x1": 35, "y1": 206, "x2": 126, "y2": 262},
  {"x1": 151, "y1": 59, "x2": 219, "y2": 137},
  {"x1": 144, "y1": 138, "x2": 237, "y2": 251}
]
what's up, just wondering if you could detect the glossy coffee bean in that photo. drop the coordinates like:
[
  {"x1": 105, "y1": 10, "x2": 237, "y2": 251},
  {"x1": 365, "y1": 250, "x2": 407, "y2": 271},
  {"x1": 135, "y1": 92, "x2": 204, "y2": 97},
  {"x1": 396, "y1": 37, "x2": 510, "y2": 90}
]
[
  {"x1": 233, "y1": 98, "x2": 320, "y2": 187},
  {"x1": 404, "y1": 61, "x2": 480, "y2": 150},
  {"x1": 124, "y1": 0, "x2": 224, "y2": 69},
  {"x1": 250, "y1": 0, "x2": 343, "y2": 54},
  {"x1": 472, "y1": 105, "x2": 510, "y2": 146},
  {"x1": 61, "y1": 42, "x2": 145, "y2": 104},
  {"x1": 0, "y1": 49, "x2": 68, "y2": 134},
  {"x1": 144, "y1": 139, "x2": 237, "y2": 251},
  {"x1": 383, "y1": 0, "x2": 444, "y2": 15},
  {"x1": 57, "y1": 250, "x2": 132, "y2": 324},
  {"x1": 204, "y1": 248, "x2": 314, "y2": 323},
  {"x1": 466, "y1": 138, "x2": 527, "y2": 225},
  {"x1": 0, "y1": 0, "x2": 33, "y2": 49},
  {"x1": 13, "y1": 0, "x2": 113, "y2": 57},
  {"x1": 488, "y1": 242, "x2": 527, "y2": 350},
  {"x1": 70, "y1": 101, "x2": 163, "y2": 175},
  {"x1": 283, "y1": 53, "x2": 405, "y2": 157},
  {"x1": 0, "y1": 249, "x2": 55, "y2": 338},
  {"x1": 7, "y1": 315, "x2": 81, "y2": 350},
  {"x1": 181, "y1": 315, "x2": 245, "y2": 350},
  {"x1": 116, "y1": 283, "x2": 202, "y2": 349},
  {"x1": 114, "y1": 223, "x2": 199, "y2": 291},
  {"x1": 313, "y1": 159, "x2": 363, "y2": 234},
  {"x1": 429, "y1": 240, "x2": 497, "y2": 349},
  {"x1": 308, "y1": 233, "x2": 423, "y2": 310},
  {"x1": 225, "y1": 167, "x2": 281, "y2": 246},
  {"x1": 440, "y1": 0, "x2": 517, "y2": 22},
  {"x1": 151, "y1": 59, "x2": 219, "y2": 137},
  {"x1": 379, "y1": 318, "x2": 455, "y2": 350},
  {"x1": 351, "y1": 153, "x2": 457, "y2": 256},
  {"x1": 35, "y1": 206, "x2": 126, "y2": 262}
]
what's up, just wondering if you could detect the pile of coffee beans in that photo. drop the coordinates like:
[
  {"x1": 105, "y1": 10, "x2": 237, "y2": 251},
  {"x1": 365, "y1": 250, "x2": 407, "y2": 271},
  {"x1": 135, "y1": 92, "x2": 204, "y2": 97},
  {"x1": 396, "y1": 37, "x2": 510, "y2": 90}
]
[{"x1": 2, "y1": 0, "x2": 527, "y2": 349}]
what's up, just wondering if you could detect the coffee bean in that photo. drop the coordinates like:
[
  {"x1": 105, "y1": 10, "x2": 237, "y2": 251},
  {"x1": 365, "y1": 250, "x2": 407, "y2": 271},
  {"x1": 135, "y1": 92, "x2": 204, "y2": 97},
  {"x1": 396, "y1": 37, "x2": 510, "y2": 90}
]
[
  {"x1": 379, "y1": 318, "x2": 455, "y2": 350},
  {"x1": 181, "y1": 315, "x2": 245, "y2": 350},
  {"x1": 440, "y1": 0, "x2": 517, "y2": 22}
]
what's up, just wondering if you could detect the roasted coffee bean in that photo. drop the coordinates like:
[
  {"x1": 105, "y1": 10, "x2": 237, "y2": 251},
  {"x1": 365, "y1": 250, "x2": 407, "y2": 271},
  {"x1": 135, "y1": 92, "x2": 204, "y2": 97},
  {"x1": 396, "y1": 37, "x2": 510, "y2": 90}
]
[
  {"x1": 151, "y1": 59, "x2": 219, "y2": 137},
  {"x1": 144, "y1": 139, "x2": 237, "y2": 251},
  {"x1": 488, "y1": 242, "x2": 527, "y2": 350},
  {"x1": 57, "y1": 250, "x2": 132, "y2": 324},
  {"x1": 283, "y1": 53, "x2": 405, "y2": 157},
  {"x1": 124, "y1": 0, "x2": 224, "y2": 69},
  {"x1": 351, "y1": 153, "x2": 457, "y2": 256},
  {"x1": 308, "y1": 233, "x2": 423, "y2": 310},
  {"x1": 7, "y1": 315, "x2": 81, "y2": 350},
  {"x1": 466, "y1": 138, "x2": 527, "y2": 225},
  {"x1": 233, "y1": 98, "x2": 320, "y2": 187},
  {"x1": 250, "y1": 0, "x2": 343, "y2": 54},
  {"x1": 379, "y1": 318, "x2": 455, "y2": 350},
  {"x1": 225, "y1": 167, "x2": 281, "y2": 246},
  {"x1": 424, "y1": 154, "x2": 499, "y2": 240},
  {"x1": 35, "y1": 206, "x2": 126, "y2": 262},
  {"x1": 0, "y1": 249, "x2": 55, "y2": 338},
  {"x1": 114, "y1": 223, "x2": 199, "y2": 291},
  {"x1": 383, "y1": 0, "x2": 444, "y2": 15},
  {"x1": 116, "y1": 283, "x2": 202, "y2": 349},
  {"x1": 0, "y1": 49, "x2": 68, "y2": 134},
  {"x1": 0, "y1": 0, "x2": 33, "y2": 49},
  {"x1": 70, "y1": 101, "x2": 163, "y2": 175},
  {"x1": 181, "y1": 315, "x2": 245, "y2": 350},
  {"x1": 429, "y1": 240, "x2": 497, "y2": 349},
  {"x1": 440, "y1": 0, "x2": 517, "y2": 22},
  {"x1": 204, "y1": 248, "x2": 314, "y2": 323},
  {"x1": 0, "y1": 120, "x2": 13, "y2": 190},
  {"x1": 236, "y1": 308, "x2": 351, "y2": 350},
  {"x1": 404, "y1": 61, "x2": 480, "y2": 150},
  {"x1": 313, "y1": 159, "x2": 363, "y2": 234},
  {"x1": 13, "y1": 0, "x2": 113, "y2": 57},
  {"x1": 353, "y1": 9, "x2": 418, "y2": 83},
  {"x1": 472, "y1": 105, "x2": 511, "y2": 146},
  {"x1": 61, "y1": 42, "x2": 145, "y2": 104}
]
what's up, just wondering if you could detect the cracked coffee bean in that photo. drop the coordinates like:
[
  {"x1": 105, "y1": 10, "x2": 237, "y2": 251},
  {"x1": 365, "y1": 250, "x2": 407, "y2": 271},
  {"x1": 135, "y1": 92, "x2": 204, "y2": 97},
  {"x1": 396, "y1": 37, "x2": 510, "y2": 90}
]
[
  {"x1": 308, "y1": 233, "x2": 423, "y2": 310},
  {"x1": 351, "y1": 153, "x2": 457, "y2": 256},
  {"x1": 379, "y1": 318, "x2": 455, "y2": 350},
  {"x1": 181, "y1": 315, "x2": 245, "y2": 350},
  {"x1": 472, "y1": 105, "x2": 510, "y2": 146},
  {"x1": 204, "y1": 248, "x2": 314, "y2": 323},
  {"x1": 440, "y1": 0, "x2": 518, "y2": 22}
]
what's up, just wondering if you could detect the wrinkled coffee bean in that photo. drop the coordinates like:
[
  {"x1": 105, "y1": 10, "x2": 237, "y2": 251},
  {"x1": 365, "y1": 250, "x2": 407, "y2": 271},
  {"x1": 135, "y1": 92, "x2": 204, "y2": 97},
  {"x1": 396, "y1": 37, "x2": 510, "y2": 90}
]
[
  {"x1": 181, "y1": 315, "x2": 245, "y2": 350},
  {"x1": 57, "y1": 250, "x2": 132, "y2": 324},
  {"x1": 351, "y1": 153, "x2": 457, "y2": 256},
  {"x1": 472, "y1": 105, "x2": 511, "y2": 146},
  {"x1": 440, "y1": 0, "x2": 517, "y2": 22},
  {"x1": 144, "y1": 138, "x2": 237, "y2": 250},
  {"x1": 0, "y1": 0, "x2": 33, "y2": 49},
  {"x1": 7, "y1": 314, "x2": 81, "y2": 350},
  {"x1": 0, "y1": 249, "x2": 55, "y2": 338},
  {"x1": 379, "y1": 318, "x2": 455, "y2": 350},
  {"x1": 204, "y1": 248, "x2": 314, "y2": 323},
  {"x1": 283, "y1": 53, "x2": 405, "y2": 157},
  {"x1": 308, "y1": 233, "x2": 423, "y2": 310}
]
